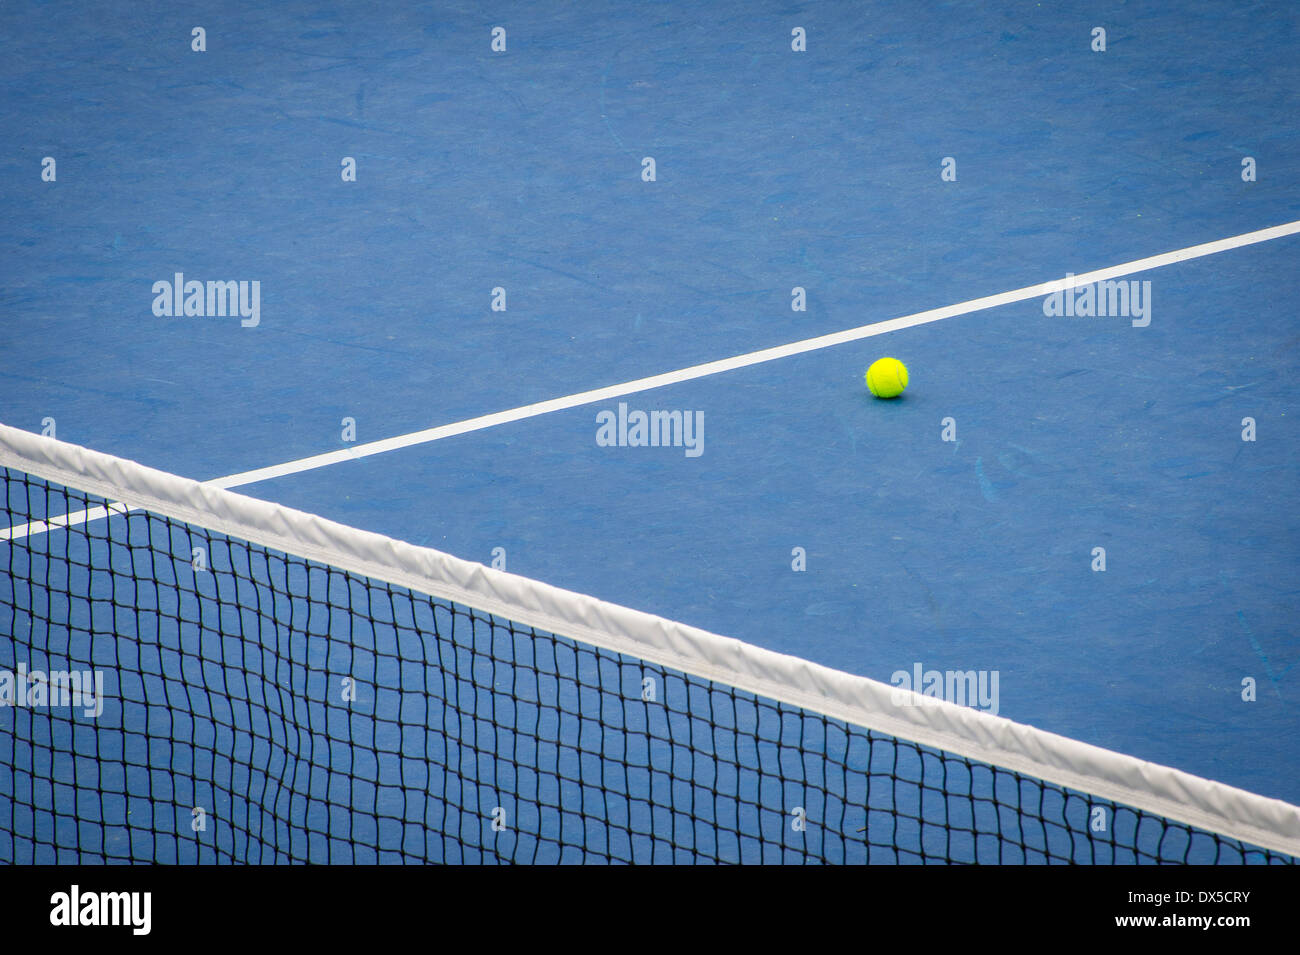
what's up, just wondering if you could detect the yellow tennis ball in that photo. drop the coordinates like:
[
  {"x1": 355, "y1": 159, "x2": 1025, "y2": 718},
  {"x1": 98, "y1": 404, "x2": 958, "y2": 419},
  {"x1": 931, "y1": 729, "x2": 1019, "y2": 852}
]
[{"x1": 865, "y1": 357, "x2": 909, "y2": 398}]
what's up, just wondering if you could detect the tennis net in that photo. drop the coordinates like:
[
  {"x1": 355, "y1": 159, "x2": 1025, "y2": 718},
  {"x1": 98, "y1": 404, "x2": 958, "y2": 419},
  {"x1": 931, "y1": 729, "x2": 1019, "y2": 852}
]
[{"x1": 1, "y1": 423, "x2": 1297, "y2": 864}]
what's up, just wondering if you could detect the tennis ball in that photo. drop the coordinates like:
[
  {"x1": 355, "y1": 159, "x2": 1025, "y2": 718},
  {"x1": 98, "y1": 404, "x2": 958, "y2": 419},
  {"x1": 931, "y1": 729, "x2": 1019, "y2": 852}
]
[{"x1": 865, "y1": 357, "x2": 909, "y2": 398}]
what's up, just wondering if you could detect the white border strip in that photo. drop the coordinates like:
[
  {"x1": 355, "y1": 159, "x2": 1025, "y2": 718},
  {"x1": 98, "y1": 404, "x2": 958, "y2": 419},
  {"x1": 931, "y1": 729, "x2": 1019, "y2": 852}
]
[{"x1": 2, "y1": 422, "x2": 1297, "y2": 857}]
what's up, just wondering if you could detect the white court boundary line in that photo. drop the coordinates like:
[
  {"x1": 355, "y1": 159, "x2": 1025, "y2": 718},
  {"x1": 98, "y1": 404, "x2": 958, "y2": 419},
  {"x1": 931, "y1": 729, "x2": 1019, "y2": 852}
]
[{"x1": 4, "y1": 217, "x2": 1299, "y2": 542}]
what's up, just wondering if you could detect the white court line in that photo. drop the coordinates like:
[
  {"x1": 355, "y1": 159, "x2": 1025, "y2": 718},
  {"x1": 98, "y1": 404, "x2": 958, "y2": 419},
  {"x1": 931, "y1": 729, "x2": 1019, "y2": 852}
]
[
  {"x1": 212, "y1": 217, "x2": 1300, "y2": 487},
  {"x1": 5, "y1": 218, "x2": 1299, "y2": 542},
  {"x1": 1, "y1": 502, "x2": 132, "y2": 542}
]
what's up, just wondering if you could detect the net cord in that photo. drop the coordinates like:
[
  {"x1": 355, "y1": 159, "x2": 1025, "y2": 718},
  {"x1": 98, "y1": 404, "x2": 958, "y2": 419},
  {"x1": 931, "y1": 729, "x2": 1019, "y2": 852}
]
[{"x1": 1, "y1": 421, "x2": 1297, "y2": 857}]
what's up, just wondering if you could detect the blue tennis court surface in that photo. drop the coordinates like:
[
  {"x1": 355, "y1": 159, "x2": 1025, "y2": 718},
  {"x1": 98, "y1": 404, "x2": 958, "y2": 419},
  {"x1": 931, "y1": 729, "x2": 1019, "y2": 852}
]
[{"x1": 2, "y1": 0, "x2": 1298, "y2": 848}]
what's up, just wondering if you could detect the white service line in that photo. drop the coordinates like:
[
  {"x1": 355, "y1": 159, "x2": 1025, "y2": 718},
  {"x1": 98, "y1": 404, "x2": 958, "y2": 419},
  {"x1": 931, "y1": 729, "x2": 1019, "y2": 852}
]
[
  {"x1": 5, "y1": 217, "x2": 1299, "y2": 543},
  {"x1": 214, "y1": 217, "x2": 1300, "y2": 488},
  {"x1": 1, "y1": 502, "x2": 131, "y2": 541}
]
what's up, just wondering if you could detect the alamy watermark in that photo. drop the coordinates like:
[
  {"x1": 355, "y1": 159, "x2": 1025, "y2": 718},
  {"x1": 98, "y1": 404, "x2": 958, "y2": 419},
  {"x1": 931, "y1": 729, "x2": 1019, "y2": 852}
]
[
  {"x1": 890, "y1": 662, "x2": 1000, "y2": 715},
  {"x1": 152, "y1": 272, "x2": 260, "y2": 327},
  {"x1": 596, "y1": 402, "x2": 704, "y2": 457},
  {"x1": 50, "y1": 885, "x2": 151, "y2": 935},
  {"x1": 0, "y1": 663, "x2": 106, "y2": 718},
  {"x1": 1043, "y1": 274, "x2": 1151, "y2": 327}
]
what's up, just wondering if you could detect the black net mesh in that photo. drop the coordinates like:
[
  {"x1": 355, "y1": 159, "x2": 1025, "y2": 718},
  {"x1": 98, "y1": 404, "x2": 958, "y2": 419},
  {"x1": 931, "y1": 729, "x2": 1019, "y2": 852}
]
[{"x1": 0, "y1": 468, "x2": 1292, "y2": 864}]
